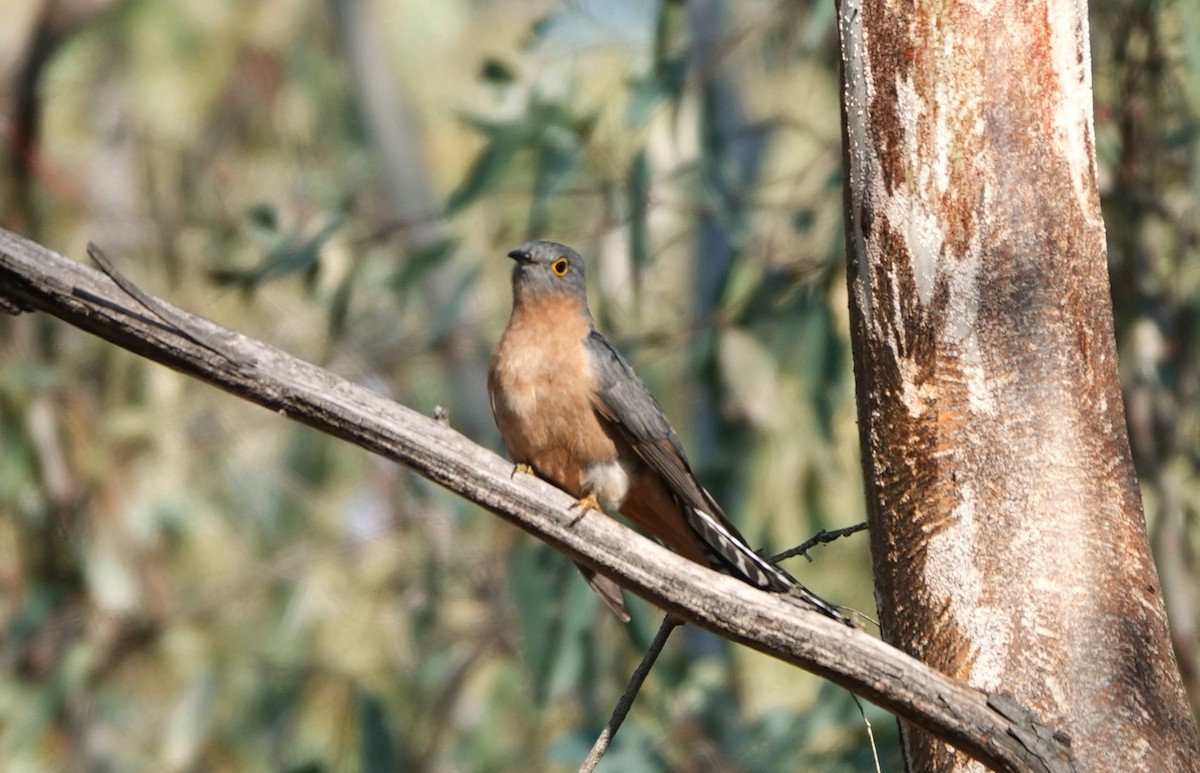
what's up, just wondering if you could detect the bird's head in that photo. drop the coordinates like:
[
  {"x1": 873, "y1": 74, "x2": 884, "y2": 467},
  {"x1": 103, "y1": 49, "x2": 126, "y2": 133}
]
[{"x1": 506, "y1": 240, "x2": 589, "y2": 306}]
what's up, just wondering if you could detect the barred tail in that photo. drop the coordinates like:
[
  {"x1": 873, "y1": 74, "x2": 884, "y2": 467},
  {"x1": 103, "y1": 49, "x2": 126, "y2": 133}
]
[{"x1": 681, "y1": 503, "x2": 850, "y2": 624}]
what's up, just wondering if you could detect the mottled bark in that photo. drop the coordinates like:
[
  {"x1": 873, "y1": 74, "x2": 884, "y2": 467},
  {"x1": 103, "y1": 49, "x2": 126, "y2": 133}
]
[{"x1": 838, "y1": 0, "x2": 1200, "y2": 770}]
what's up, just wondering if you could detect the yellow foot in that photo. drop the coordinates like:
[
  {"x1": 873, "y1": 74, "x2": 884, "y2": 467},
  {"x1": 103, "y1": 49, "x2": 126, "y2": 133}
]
[
  {"x1": 568, "y1": 492, "x2": 601, "y2": 526},
  {"x1": 511, "y1": 463, "x2": 536, "y2": 479}
]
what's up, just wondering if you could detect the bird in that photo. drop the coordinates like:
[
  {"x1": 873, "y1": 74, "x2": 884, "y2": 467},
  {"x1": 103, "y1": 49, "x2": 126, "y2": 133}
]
[{"x1": 488, "y1": 239, "x2": 846, "y2": 624}]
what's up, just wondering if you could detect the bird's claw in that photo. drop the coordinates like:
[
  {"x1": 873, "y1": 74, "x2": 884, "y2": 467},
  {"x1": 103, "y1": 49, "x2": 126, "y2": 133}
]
[
  {"x1": 511, "y1": 463, "x2": 535, "y2": 479},
  {"x1": 568, "y1": 493, "x2": 601, "y2": 526}
]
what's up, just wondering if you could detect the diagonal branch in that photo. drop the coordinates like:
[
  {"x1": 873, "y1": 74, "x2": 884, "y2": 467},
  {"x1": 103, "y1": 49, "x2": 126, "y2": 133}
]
[{"x1": 0, "y1": 227, "x2": 1074, "y2": 773}]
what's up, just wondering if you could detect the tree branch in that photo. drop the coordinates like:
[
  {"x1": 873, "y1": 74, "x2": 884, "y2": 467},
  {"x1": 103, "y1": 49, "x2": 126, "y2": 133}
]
[{"x1": 0, "y1": 227, "x2": 1074, "y2": 773}]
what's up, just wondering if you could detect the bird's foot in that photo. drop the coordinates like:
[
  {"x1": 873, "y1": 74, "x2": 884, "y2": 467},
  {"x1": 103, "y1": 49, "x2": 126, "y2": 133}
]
[
  {"x1": 568, "y1": 493, "x2": 601, "y2": 526},
  {"x1": 511, "y1": 463, "x2": 536, "y2": 479}
]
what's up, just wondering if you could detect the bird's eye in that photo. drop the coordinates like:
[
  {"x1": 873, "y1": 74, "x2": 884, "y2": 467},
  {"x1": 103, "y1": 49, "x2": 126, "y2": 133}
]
[{"x1": 551, "y1": 258, "x2": 569, "y2": 276}]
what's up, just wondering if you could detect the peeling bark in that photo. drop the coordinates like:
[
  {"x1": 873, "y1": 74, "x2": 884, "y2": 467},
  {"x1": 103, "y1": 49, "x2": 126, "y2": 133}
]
[{"x1": 838, "y1": 0, "x2": 1200, "y2": 770}]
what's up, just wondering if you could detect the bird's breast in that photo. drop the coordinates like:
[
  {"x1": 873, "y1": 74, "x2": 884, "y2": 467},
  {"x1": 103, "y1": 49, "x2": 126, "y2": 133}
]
[{"x1": 489, "y1": 296, "x2": 620, "y2": 496}]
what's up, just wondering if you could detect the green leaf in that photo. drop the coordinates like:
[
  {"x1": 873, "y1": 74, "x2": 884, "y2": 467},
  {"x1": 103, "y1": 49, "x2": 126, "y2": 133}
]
[
  {"x1": 444, "y1": 126, "x2": 527, "y2": 215},
  {"x1": 358, "y1": 691, "x2": 399, "y2": 773},
  {"x1": 792, "y1": 208, "x2": 816, "y2": 232},
  {"x1": 327, "y1": 254, "x2": 360, "y2": 340},
  {"x1": 532, "y1": 127, "x2": 581, "y2": 203},
  {"x1": 626, "y1": 54, "x2": 687, "y2": 128},
  {"x1": 480, "y1": 58, "x2": 515, "y2": 85},
  {"x1": 627, "y1": 150, "x2": 651, "y2": 294},
  {"x1": 389, "y1": 237, "x2": 460, "y2": 292},
  {"x1": 508, "y1": 544, "x2": 556, "y2": 699},
  {"x1": 546, "y1": 574, "x2": 598, "y2": 696},
  {"x1": 423, "y1": 267, "x2": 480, "y2": 345},
  {"x1": 211, "y1": 219, "x2": 341, "y2": 290},
  {"x1": 245, "y1": 202, "x2": 279, "y2": 233}
]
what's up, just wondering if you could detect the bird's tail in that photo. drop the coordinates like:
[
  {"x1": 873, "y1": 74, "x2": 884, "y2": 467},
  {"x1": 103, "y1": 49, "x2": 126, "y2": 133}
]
[{"x1": 682, "y1": 503, "x2": 851, "y2": 624}]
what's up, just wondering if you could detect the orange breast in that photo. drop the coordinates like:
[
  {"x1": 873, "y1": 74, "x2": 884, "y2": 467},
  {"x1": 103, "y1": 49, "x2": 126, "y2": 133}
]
[{"x1": 489, "y1": 296, "x2": 620, "y2": 497}]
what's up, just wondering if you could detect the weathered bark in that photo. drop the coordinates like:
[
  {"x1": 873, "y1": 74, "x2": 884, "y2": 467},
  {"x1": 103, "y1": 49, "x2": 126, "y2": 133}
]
[{"x1": 837, "y1": 0, "x2": 1200, "y2": 770}]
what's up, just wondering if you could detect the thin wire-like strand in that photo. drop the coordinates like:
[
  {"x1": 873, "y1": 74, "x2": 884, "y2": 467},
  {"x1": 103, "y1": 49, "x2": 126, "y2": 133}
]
[{"x1": 578, "y1": 615, "x2": 683, "y2": 773}]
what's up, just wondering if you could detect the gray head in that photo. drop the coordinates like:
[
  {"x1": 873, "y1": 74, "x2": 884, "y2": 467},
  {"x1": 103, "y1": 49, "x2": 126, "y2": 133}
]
[{"x1": 506, "y1": 240, "x2": 590, "y2": 305}]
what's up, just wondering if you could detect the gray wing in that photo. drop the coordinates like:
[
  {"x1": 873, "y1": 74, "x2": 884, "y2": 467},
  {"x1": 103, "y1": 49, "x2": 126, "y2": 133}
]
[{"x1": 585, "y1": 330, "x2": 796, "y2": 592}]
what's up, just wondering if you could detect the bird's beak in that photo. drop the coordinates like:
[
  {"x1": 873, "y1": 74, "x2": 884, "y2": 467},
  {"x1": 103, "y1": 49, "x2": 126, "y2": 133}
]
[{"x1": 507, "y1": 248, "x2": 533, "y2": 265}]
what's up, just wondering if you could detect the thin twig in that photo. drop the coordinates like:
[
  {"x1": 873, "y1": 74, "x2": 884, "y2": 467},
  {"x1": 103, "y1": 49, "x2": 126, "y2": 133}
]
[
  {"x1": 86, "y1": 242, "x2": 237, "y2": 363},
  {"x1": 579, "y1": 615, "x2": 683, "y2": 773},
  {"x1": 768, "y1": 522, "x2": 869, "y2": 625},
  {"x1": 581, "y1": 525, "x2": 869, "y2": 770},
  {"x1": 772, "y1": 522, "x2": 867, "y2": 564},
  {"x1": 850, "y1": 692, "x2": 883, "y2": 773}
]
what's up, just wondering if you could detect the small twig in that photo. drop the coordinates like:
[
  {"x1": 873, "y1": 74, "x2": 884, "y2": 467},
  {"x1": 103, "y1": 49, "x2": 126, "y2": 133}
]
[
  {"x1": 582, "y1": 524, "x2": 871, "y2": 770},
  {"x1": 770, "y1": 522, "x2": 869, "y2": 625},
  {"x1": 579, "y1": 614, "x2": 683, "y2": 773},
  {"x1": 850, "y1": 693, "x2": 883, "y2": 773},
  {"x1": 772, "y1": 522, "x2": 867, "y2": 564},
  {"x1": 85, "y1": 242, "x2": 237, "y2": 364}
]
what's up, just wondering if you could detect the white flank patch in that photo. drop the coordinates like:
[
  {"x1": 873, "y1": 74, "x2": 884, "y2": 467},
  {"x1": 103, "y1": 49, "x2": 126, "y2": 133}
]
[{"x1": 584, "y1": 460, "x2": 630, "y2": 513}]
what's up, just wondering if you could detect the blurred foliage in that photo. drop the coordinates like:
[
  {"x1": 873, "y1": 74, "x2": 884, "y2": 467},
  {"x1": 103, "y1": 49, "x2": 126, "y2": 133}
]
[{"x1": 0, "y1": 0, "x2": 1196, "y2": 771}]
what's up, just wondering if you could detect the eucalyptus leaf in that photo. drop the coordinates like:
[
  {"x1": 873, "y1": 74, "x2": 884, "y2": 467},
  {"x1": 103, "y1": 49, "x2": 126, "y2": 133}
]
[
  {"x1": 210, "y1": 220, "x2": 341, "y2": 290},
  {"x1": 508, "y1": 544, "x2": 556, "y2": 698},
  {"x1": 358, "y1": 691, "x2": 400, "y2": 772},
  {"x1": 444, "y1": 126, "x2": 528, "y2": 214}
]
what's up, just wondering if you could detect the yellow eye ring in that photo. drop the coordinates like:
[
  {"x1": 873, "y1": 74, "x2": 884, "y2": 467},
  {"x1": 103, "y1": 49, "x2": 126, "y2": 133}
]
[{"x1": 551, "y1": 258, "x2": 569, "y2": 276}]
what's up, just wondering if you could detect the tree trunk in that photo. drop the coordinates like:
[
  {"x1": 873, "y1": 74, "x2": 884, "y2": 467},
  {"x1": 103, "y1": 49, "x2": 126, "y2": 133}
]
[{"x1": 837, "y1": 0, "x2": 1200, "y2": 770}]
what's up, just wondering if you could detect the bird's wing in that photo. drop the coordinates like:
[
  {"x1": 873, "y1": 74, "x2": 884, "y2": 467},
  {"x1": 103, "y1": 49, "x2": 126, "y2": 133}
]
[{"x1": 585, "y1": 330, "x2": 795, "y2": 592}]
